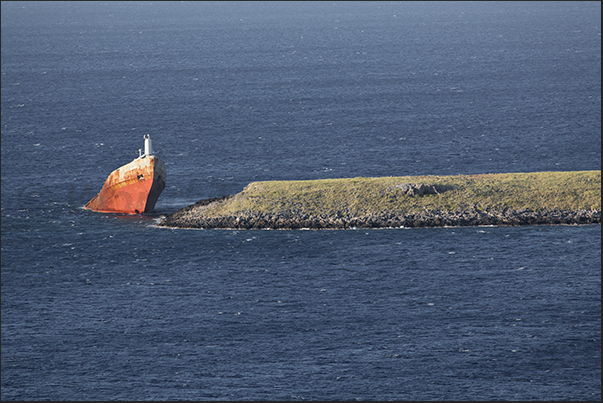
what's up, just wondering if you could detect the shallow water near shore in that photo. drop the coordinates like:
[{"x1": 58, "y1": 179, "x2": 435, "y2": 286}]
[{"x1": 1, "y1": 1, "x2": 600, "y2": 400}]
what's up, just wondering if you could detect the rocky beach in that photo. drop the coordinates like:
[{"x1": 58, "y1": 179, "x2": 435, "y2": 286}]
[{"x1": 159, "y1": 199, "x2": 600, "y2": 229}]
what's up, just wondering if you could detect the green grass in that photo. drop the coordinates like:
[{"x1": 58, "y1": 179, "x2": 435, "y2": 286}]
[{"x1": 197, "y1": 171, "x2": 601, "y2": 218}]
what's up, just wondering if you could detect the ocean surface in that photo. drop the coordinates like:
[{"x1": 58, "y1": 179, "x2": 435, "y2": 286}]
[{"x1": 1, "y1": 1, "x2": 600, "y2": 400}]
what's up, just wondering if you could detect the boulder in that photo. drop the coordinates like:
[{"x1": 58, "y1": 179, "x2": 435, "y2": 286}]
[{"x1": 394, "y1": 183, "x2": 446, "y2": 197}]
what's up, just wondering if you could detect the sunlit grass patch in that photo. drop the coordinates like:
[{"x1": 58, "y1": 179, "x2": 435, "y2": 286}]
[{"x1": 198, "y1": 170, "x2": 601, "y2": 218}]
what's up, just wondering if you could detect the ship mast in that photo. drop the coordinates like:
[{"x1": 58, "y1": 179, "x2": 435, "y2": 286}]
[{"x1": 144, "y1": 134, "x2": 153, "y2": 156}]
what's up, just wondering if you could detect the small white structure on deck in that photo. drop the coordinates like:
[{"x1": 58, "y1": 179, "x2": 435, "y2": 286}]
[{"x1": 138, "y1": 134, "x2": 154, "y2": 158}]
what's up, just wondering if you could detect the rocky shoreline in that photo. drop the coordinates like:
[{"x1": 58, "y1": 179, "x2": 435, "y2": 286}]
[{"x1": 158, "y1": 195, "x2": 601, "y2": 229}]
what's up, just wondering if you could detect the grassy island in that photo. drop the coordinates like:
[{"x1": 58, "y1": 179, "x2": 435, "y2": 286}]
[{"x1": 159, "y1": 170, "x2": 601, "y2": 229}]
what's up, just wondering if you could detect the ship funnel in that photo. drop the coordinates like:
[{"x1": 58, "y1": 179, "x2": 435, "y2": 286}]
[{"x1": 144, "y1": 134, "x2": 153, "y2": 156}]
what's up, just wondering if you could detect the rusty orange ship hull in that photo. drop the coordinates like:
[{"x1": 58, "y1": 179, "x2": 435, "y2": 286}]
[{"x1": 85, "y1": 155, "x2": 166, "y2": 214}]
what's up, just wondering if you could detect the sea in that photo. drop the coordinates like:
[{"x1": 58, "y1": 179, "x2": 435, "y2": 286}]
[{"x1": 1, "y1": 1, "x2": 601, "y2": 400}]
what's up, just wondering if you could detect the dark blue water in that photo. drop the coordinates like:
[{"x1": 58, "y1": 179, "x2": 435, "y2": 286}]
[{"x1": 1, "y1": 1, "x2": 600, "y2": 400}]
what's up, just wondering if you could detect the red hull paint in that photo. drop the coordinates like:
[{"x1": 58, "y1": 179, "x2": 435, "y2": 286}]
[{"x1": 85, "y1": 155, "x2": 166, "y2": 214}]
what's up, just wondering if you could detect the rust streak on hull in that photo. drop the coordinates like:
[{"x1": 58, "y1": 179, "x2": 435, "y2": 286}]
[{"x1": 85, "y1": 155, "x2": 166, "y2": 214}]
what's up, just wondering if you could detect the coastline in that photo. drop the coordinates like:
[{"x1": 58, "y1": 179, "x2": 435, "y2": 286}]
[
  {"x1": 158, "y1": 171, "x2": 601, "y2": 230},
  {"x1": 159, "y1": 203, "x2": 600, "y2": 229}
]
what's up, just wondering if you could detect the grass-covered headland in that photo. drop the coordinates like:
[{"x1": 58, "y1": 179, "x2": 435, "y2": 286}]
[{"x1": 158, "y1": 170, "x2": 601, "y2": 229}]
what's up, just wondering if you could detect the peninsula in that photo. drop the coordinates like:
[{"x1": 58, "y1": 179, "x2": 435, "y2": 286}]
[{"x1": 158, "y1": 170, "x2": 601, "y2": 229}]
